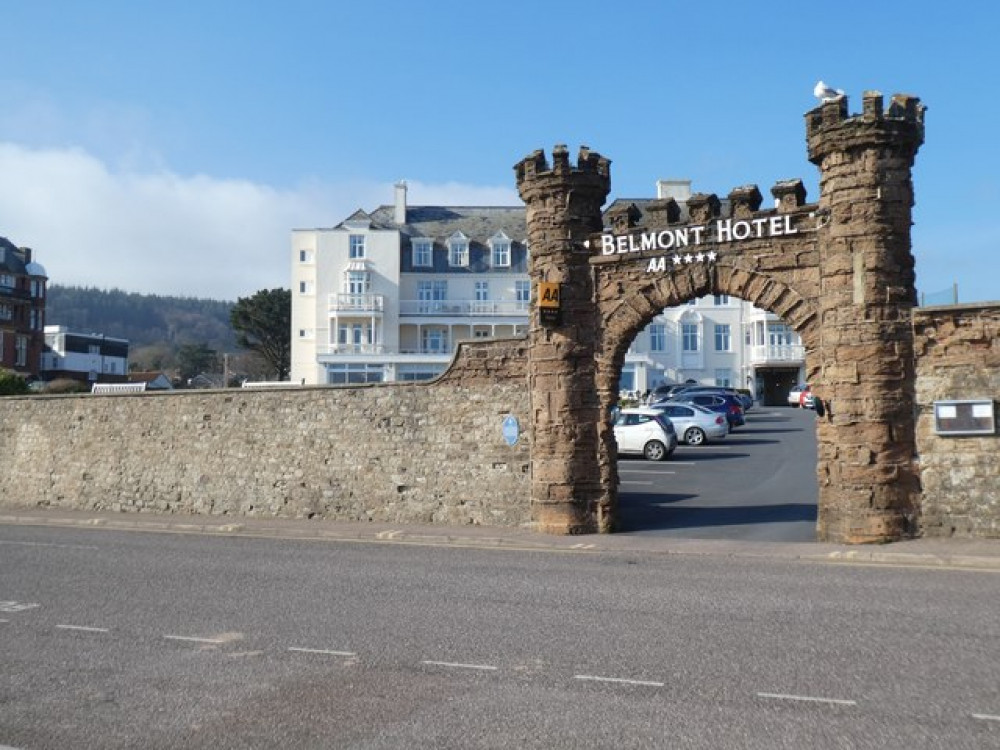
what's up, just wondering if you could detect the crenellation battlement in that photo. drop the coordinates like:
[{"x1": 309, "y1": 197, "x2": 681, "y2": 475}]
[
  {"x1": 514, "y1": 145, "x2": 612, "y2": 194},
  {"x1": 686, "y1": 192, "x2": 721, "y2": 224},
  {"x1": 806, "y1": 89, "x2": 925, "y2": 165},
  {"x1": 771, "y1": 179, "x2": 808, "y2": 213},
  {"x1": 728, "y1": 185, "x2": 763, "y2": 219},
  {"x1": 806, "y1": 90, "x2": 925, "y2": 134}
]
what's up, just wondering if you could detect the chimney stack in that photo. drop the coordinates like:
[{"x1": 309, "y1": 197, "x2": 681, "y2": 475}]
[{"x1": 394, "y1": 180, "x2": 407, "y2": 225}]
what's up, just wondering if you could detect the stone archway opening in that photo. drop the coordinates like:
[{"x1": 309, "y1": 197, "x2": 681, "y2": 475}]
[{"x1": 602, "y1": 284, "x2": 820, "y2": 540}]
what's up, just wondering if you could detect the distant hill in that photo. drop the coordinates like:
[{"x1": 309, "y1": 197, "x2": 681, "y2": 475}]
[
  {"x1": 43, "y1": 285, "x2": 247, "y2": 376},
  {"x1": 45, "y1": 285, "x2": 237, "y2": 351}
]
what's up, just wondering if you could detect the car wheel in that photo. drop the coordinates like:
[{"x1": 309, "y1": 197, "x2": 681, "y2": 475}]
[
  {"x1": 643, "y1": 440, "x2": 667, "y2": 461},
  {"x1": 684, "y1": 427, "x2": 707, "y2": 446}
]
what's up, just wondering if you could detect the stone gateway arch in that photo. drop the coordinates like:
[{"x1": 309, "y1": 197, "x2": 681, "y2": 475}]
[{"x1": 516, "y1": 90, "x2": 927, "y2": 544}]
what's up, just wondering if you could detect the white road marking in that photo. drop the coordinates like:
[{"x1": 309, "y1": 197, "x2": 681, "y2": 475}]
[
  {"x1": 0, "y1": 540, "x2": 99, "y2": 550},
  {"x1": 575, "y1": 674, "x2": 664, "y2": 688},
  {"x1": 288, "y1": 647, "x2": 356, "y2": 657},
  {"x1": 757, "y1": 692, "x2": 856, "y2": 706},
  {"x1": 421, "y1": 660, "x2": 498, "y2": 671},
  {"x1": 0, "y1": 619, "x2": 8, "y2": 624},
  {"x1": 972, "y1": 713, "x2": 1000, "y2": 722},
  {"x1": 163, "y1": 635, "x2": 227, "y2": 644},
  {"x1": 569, "y1": 543, "x2": 596, "y2": 549},
  {"x1": 622, "y1": 481, "x2": 655, "y2": 486},
  {"x1": 0, "y1": 601, "x2": 40, "y2": 613},
  {"x1": 620, "y1": 463, "x2": 694, "y2": 469},
  {"x1": 56, "y1": 624, "x2": 109, "y2": 633}
]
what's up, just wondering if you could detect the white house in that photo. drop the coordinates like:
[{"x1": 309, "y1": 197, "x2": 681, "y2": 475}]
[{"x1": 40, "y1": 325, "x2": 129, "y2": 384}]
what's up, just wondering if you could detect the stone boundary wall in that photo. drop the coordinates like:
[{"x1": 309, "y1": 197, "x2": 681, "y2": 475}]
[
  {"x1": 914, "y1": 303, "x2": 1000, "y2": 537},
  {"x1": 0, "y1": 338, "x2": 533, "y2": 528}
]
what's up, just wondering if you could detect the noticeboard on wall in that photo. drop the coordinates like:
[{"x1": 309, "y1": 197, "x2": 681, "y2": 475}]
[{"x1": 933, "y1": 400, "x2": 996, "y2": 436}]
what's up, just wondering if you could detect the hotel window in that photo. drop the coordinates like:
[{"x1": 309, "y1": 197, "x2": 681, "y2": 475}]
[
  {"x1": 649, "y1": 324, "x2": 666, "y2": 352},
  {"x1": 448, "y1": 234, "x2": 469, "y2": 267},
  {"x1": 412, "y1": 239, "x2": 433, "y2": 267},
  {"x1": 682, "y1": 322, "x2": 700, "y2": 352},
  {"x1": 326, "y1": 363, "x2": 384, "y2": 384},
  {"x1": 349, "y1": 234, "x2": 366, "y2": 259},
  {"x1": 299, "y1": 281, "x2": 314, "y2": 294},
  {"x1": 475, "y1": 281, "x2": 489, "y2": 301},
  {"x1": 15, "y1": 335, "x2": 28, "y2": 367},
  {"x1": 346, "y1": 271, "x2": 369, "y2": 295},
  {"x1": 422, "y1": 327, "x2": 448, "y2": 353},
  {"x1": 515, "y1": 280, "x2": 530, "y2": 308},
  {"x1": 714, "y1": 294, "x2": 730, "y2": 306},
  {"x1": 714, "y1": 369, "x2": 732, "y2": 387},
  {"x1": 0, "y1": 304, "x2": 12, "y2": 321},
  {"x1": 417, "y1": 280, "x2": 447, "y2": 312},
  {"x1": 0, "y1": 274, "x2": 13, "y2": 288},
  {"x1": 714, "y1": 324, "x2": 731, "y2": 351},
  {"x1": 490, "y1": 235, "x2": 511, "y2": 267},
  {"x1": 31, "y1": 280, "x2": 44, "y2": 298},
  {"x1": 299, "y1": 249, "x2": 313, "y2": 263}
]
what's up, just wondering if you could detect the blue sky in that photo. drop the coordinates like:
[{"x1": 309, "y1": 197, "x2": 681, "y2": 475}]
[{"x1": 0, "y1": 1, "x2": 997, "y2": 302}]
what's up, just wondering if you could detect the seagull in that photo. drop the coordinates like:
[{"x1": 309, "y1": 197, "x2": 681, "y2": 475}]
[{"x1": 813, "y1": 80, "x2": 845, "y2": 101}]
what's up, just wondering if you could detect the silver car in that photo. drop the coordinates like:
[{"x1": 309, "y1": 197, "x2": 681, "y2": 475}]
[
  {"x1": 648, "y1": 402, "x2": 728, "y2": 446},
  {"x1": 613, "y1": 407, "x2": 678, "y2": 460}
]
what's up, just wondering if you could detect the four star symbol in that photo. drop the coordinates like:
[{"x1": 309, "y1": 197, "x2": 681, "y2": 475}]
[{"x1": 669, "y1": 250, "x2": 718, "y2": 266}]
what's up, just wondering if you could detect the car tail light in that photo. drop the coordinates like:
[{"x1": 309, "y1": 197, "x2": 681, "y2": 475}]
[{"x1": 715, "y1": 416, "x2": 725, "y2": 425}]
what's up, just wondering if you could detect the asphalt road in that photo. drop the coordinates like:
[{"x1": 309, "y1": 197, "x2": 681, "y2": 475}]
[
  {"x1": 2, "y1": 523, "x2": 998, "y2": 749},
  {"x1": 617, "y1": 406, "x2": 819, "y2": 542}
]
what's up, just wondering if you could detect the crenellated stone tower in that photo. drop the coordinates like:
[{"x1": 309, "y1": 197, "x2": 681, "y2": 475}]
[
  {"x1": 807, "y1": 91, "x2": 926, "y2": 542},
  {"x1": 514, "y1": 145, "x2": 612, "y2": 534}
]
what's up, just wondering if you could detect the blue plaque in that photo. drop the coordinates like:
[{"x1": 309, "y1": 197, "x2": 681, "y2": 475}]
[{"x1": 502, "y1": 415, "x2": 520, "y2": 446}]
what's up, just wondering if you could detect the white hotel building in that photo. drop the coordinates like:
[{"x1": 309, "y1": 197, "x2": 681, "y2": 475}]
[{"x1": 290, "y1": 181, "x2": 806, "y2": 405}]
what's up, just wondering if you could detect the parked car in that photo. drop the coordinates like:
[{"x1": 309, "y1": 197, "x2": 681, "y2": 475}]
[
  {"x1": 788, "y1": 383, "x2": 810, "y2": 407},
  {"x1": 613, "y1": 407, "x2": 678, "y2": 461},
  {"x1": 673, "y1": 384, "x2": 754, "y2": 411},
  {"x1": 650, "y1": 383, "x2": 690, "y2": 401},
  {"x1": 666, "y1": 391, "x2": 746, "y2": 429},
  {"x1": 648, "y1": 402, "x2": 729, "y2": 446}
]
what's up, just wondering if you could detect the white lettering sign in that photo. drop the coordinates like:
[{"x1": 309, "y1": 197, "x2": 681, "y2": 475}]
[{"x1": 598, "y1": 215, "x2": 798, "y2": 257}]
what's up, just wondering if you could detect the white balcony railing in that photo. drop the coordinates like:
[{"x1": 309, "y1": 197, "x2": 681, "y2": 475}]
[
  {"x1": 322, "y1": 343, "x2": 386, "y2": 355},
  {"x1": 317, "y1": 344, "x2": 453, "y2": 357},
  {"x1": 747, "y1": 344, "x2": 805, "y2": 365},
  {"x1": 328, "y1": 293, "x2": 384, "y2": 313},
  {"x1": 399, "y1": 299, "x2": 528, "y2": 317}
]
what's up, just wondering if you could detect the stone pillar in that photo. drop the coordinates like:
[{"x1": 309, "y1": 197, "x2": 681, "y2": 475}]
[
  {"x1": 806, "y1": 91, "x2": 926, "y2": 542},
  {"x1": 514, "y1": 146, "x2": 611, "y2": 534}
]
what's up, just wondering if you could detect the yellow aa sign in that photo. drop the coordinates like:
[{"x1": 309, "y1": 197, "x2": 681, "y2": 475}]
[{"x1": 538, "y1": 282, "x2": 560, "y2": 309}]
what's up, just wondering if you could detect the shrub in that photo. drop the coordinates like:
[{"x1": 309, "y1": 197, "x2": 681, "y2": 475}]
[
  {"x1": 43, "y1": 378, "x2": 90, "y2": 394},
  {"x1": 0, "y1": 369, "x2": 31, "y2": 396}
]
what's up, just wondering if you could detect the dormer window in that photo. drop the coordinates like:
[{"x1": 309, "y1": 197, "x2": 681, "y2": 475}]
[
  {"x1": 448, "y1": 232, "x2": 469, "y2": 267},
  {"x1": 412, "y1": 238, "x2": 433, "y2": 267},
  {"x1": 349, "y1": 234, "x2": 366, "y2": 259},
  {"x1": 489, "y1": 232, "x2": 511, "y2": 268}
]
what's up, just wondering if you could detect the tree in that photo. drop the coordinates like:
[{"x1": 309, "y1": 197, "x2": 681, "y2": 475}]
[
  {"x1": 230, "y1": 288, "x2": 291, "y2": 380},
  {"x1": 176, "y1": 343, "x2": 219, "y2": 382}
]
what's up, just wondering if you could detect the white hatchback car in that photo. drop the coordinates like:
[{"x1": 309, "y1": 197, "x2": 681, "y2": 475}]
[{"x1": 613, "y1": 407, "x2": 678, "y2": 461}]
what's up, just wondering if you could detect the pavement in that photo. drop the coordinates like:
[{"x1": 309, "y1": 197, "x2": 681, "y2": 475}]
[{"x1": 2, "y1": 507, "x2": 1000, "y2": 571}]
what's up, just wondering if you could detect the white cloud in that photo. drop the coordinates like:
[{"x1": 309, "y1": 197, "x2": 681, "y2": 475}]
[{"x1": 0, "y1": 143, "x2": 520, "y2": 300}]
